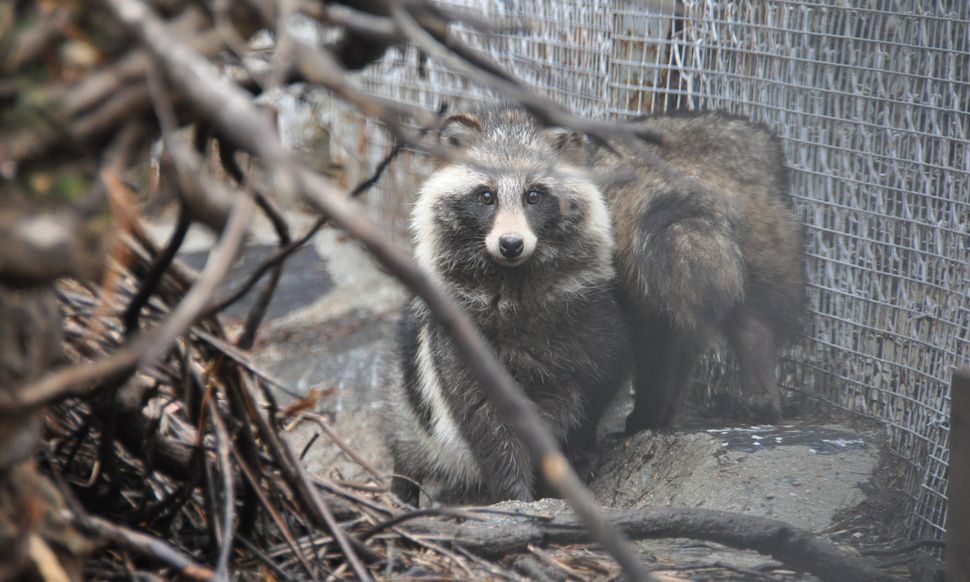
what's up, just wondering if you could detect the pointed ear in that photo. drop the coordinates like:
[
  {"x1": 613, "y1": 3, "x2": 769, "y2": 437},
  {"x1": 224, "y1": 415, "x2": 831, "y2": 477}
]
[
  {"x1": 545, "y1": 127, "x2": 590, "y2": 162},
  {"x1": 438, "y1": 113, "x2": 482, "y2": 148}
]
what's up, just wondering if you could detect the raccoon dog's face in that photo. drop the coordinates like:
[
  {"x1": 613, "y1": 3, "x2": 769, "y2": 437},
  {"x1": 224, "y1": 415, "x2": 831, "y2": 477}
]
[{"x1": 412, "y1": 109, "x2": 614, "y2": 284}]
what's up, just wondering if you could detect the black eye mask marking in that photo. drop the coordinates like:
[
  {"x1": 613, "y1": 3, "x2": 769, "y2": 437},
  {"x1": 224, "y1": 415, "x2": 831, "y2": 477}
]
[
  {"x1": 470, "y1": 185, "x2": 496, "y2": 206},
  {"x1": 522, "y1": 185, "x2": 567, "y2": 239},
  {"x1": 436, "y1": 185, "x2": 496, "y2": 236}
]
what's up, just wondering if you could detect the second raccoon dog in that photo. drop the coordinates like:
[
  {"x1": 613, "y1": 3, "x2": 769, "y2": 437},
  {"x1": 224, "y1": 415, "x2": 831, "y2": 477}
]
[
  {"x1": 383, "y1": 108, "x2": 630, "y2": 504},
  {"x1": 598, "y1": 111, "x2": 805, "y2": 432}
]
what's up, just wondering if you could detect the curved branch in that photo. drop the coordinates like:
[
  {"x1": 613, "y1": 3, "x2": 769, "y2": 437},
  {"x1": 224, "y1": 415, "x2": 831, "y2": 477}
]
[
  {"x1": 390, "y1": 2, "x2": 664, "y2": 146},
  {"x1": 78, "y1": 514, "x2": 215, "y2": 581},
  {"x1": 418, "y1": 508, "x2": 896, "y2": 582},
  {"x1": 204, "y1": 141, "x2": 402, "y2": 319},
  {"x1": 123, "y1": 201, "x2": 192, "y2": 335}
]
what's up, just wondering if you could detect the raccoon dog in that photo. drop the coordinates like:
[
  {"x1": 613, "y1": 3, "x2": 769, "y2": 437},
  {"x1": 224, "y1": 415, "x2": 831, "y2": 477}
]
[
  {"x1": 383, "y1": 108, "x2": 631, "y2": 504},
  {"x1": 600, "y1": 111, "x2": 805, "y2": 432}
]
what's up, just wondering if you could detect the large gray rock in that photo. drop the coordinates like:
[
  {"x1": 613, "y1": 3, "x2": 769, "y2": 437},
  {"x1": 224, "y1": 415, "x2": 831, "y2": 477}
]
[{"x1": 591, "y1": 425, "x2": 877, "y2": 532}]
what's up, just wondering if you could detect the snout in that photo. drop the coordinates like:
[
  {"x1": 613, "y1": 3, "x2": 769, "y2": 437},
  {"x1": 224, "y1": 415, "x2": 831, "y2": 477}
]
[
  {"x1": 499, "y1": 234, "x2": 524, "y2": 258},
  {"x1": 486, "y1": 224, "x2": 537, "y2": 266},
  {"x1": 486, "y1": 210, "x2": 537, "y2": 266},
  {"x1": 487, "y1": 231, "x2": 534, "y2": 265}
]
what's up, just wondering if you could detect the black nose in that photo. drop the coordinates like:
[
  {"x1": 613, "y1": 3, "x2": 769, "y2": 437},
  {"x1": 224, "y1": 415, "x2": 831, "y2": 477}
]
[{"x1": 499, "y1": 235, "x2": 524, "y2": 258}]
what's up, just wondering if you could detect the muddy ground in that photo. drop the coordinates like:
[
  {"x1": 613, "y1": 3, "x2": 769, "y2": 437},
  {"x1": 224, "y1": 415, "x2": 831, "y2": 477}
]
[{"x1": 153, "y1": 213, "x2": 931, "y2": 580}]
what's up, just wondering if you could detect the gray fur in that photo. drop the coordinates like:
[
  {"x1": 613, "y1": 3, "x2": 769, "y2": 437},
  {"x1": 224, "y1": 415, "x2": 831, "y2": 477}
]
[
  {"x1": 383, "y1": 108, "x2": 630, "y2": 504},
  {"x1": 382, "y1": 107, "x2": 805, "y2": 503},
  {"x1": 597, "y1": 111, "x2": 805, "y2": 431}
]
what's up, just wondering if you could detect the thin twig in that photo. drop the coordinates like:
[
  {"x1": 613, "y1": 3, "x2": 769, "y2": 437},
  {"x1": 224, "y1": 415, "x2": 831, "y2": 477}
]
[
  {"x1": 238, "y1": 374, "x2": 376, "y2": 580},
  {"x1": 205, "y1": 139, "x2": 402, "y2": 319},
  {"x1": 123, "y1": 201, "x2": 192, "y2": 335},
  {"x1": 860, "y1": 538, "x2": 946, "y2": 556},
  {"x1": 298, "y1": 412, "x2": 386, "y2": 484},
  {"x1": 191, "y1": 328, "x2": 299, "y2": 397},
  {"x1": 362, "y1": 507, "x2": 480, "y2": 541},
  {"x1": 206, "y1": 397, "x2": 235, "y2": 580},
  {"x1": 204, "y1": 217, "x2": 325, "y2": 317},
  {"x1": 415, "y1": 507, "x2": 895, "y2": 582},
  {"x1": 230, "y1": 445, "x2": 319, "y2": 579},
  {"x1": 142, "y1": 68, "x2": 257, "y2": 370},
  {"x1": 77, "y1": 514, "x2": 216, "y2": 581},
  {"x1": 390, "y1": 2, "x2": 663, "y2": 146}
]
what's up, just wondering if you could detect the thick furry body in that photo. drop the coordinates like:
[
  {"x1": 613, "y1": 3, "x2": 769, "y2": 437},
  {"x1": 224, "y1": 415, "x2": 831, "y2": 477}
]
[
  {"x1": 384, "y1": 109, "x2": 631, "y2": 503},
  {"x1": 597, "y1": 111, "x2": 805, "y2": 431}
]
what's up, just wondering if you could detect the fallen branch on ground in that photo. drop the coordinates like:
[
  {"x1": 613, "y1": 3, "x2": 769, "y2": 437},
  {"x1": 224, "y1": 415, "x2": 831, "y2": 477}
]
[{"x1": 415, "y1": 507, "x2": 894, "y2": 582}]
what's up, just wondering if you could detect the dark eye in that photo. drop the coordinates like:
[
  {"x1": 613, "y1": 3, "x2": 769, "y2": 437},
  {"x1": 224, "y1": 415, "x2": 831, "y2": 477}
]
[
  {"x1": 479, "y1": 190, "x2": 495, "y2": 205},
  {"x1": 526, "y1": 190, "x2": 542, "y2": 205}
]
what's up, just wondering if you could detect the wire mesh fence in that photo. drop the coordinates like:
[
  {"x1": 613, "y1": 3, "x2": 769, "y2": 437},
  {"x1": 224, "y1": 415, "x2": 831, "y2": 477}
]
[{"x1": 309, "y1": 0, "x2": 969, "y2": 541}]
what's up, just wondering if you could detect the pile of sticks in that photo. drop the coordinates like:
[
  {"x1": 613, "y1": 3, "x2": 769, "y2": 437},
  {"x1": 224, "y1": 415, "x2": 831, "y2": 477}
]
[{"x1": 0, "y1": 2, "x2": 897, "y2": 580}]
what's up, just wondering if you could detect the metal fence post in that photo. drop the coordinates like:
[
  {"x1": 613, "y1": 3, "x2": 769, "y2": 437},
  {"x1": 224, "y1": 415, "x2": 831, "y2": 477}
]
[{"x1": 947, "y1": 368, "x2": 970, "y2": 582}]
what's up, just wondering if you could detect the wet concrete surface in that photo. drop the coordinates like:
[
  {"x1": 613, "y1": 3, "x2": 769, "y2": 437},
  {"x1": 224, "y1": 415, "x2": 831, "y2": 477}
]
[
  {"x1": 706, "y1": 424, "x2": 867, "y2": 455},
  {"x1": 150, "y1": 215, "x2": 405, "y2": 409},
  {"x1": 248, "y1": 226, "x2": 405, "y2": 409},
  {"x1": 260, "y1": 308, "x2": 396, "y2": 409}
]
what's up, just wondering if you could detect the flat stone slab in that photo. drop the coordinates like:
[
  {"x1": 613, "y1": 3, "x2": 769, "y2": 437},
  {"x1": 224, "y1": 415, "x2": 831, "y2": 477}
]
[
  {"x1": 251, "y1": 227, "x2": 404, "y2": 397},
  {"x1": 591, "y1": 424, "x2": 878, "y2": 532},
  {"x1": 180, "y1": 244, "x2": 334, "y2": 322}
]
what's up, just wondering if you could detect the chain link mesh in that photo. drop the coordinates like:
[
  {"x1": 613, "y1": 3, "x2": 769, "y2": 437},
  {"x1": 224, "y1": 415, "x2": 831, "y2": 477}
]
[{"x1": 312, "y1": 0, "x2": 969, "y2": 540}]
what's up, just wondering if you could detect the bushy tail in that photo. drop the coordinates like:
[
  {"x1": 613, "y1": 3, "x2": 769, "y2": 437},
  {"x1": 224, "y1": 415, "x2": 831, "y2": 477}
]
[{"x1": 628, "y1": 186, "x2": 745, "y2": 335}]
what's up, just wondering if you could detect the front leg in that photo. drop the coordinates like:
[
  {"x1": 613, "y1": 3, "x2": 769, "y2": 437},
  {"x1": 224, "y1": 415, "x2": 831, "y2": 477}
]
[
  {"x1": 455, "y1": 395, "x2": 535, "y2": 502},
  {"x1": 727, "y1": 308, "x2": 782, "y2": 424},
  {"x1": 626, "y1": 320, "x2": 679, "y2": 433},
  {"x1": 533, "y1": 418, "x2": 597, "y2": 500},
  {"x1": 390, "y1": 471, "x2": 420, "y2": 507},
  {"x1": 562, "y1": 419, "x2": 598, "y2": 482}
]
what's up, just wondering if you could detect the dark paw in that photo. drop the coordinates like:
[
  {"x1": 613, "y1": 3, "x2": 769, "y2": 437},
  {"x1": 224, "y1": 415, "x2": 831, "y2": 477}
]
[
  {"x1": 570, "y1": 452, "x2": 596, "y2": 482},
  {"x1": 533, "y1": 478, "x2": 557, "y2": 500},
  {"x1": 391, "y1": 476, "x2": 420, "y2": 506},
  {"x1": 511, "y1": 484, "x2": 535, "y2": 503},
  {"x1": 624, "y1": 411, "x2": 665, "y2": 435},
  {"x1": 489, "y1": 478, "x2": 534, "y2": 503},
  {"x1": 748, "y1": 397, "x2": 782, "y2": 425},
  {"x1": 781, "y1": 400, "x2": 802, "y2": 418},
  {"x1": 624, "y1": 416, "x2": 646, "y2": 436}
]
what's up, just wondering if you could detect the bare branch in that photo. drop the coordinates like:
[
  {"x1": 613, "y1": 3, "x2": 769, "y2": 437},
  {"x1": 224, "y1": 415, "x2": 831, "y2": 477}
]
[
  {"x1": 77, "y1": 513, "x2": 215, "y2": 581},
  {"x1": 123, "y1": 202, "x2": 191, "y2": 335},
  {"x1": 206, "y1": 397, "x2": 235, "y2": 580},
  {"x1": 138, "y1": 168, "x2": 254, "y2": 370},
  {"x1": 389, "y1": 2, "x2": 664, "y2": 146},
  {"x1": 0, "y1": 208, "x2": 106, "y2": 287},
  {"x1": 417, "y1": 507, "x2": 895, "y2": 582}
]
